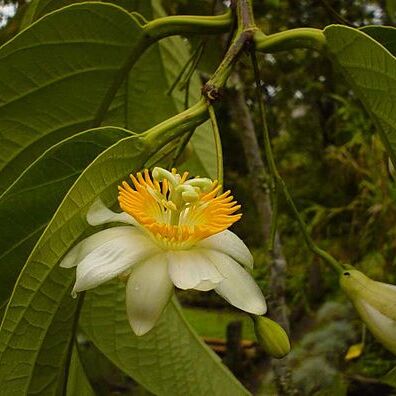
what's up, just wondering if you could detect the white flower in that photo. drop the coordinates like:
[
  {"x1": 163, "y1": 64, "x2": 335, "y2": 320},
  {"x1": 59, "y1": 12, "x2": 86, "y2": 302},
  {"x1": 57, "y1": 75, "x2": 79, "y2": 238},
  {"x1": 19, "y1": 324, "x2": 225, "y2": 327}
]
[
  {"x1": 60, "y1": 167, "x2": 266, "y2": 336},
  {"x1": 340, "y1": 269, "x2": 396, "y2": 355}
]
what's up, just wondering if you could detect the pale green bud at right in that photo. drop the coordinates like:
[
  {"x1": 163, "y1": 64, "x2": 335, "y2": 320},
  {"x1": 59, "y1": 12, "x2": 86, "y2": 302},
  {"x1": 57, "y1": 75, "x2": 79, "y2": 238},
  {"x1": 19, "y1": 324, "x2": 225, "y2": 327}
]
[
  {"x1": 340, "y1": 269, "x2": 396, "y2": 355},
  {"x1": 254, "y1": 316, "x2": 291, "y2": 359}
]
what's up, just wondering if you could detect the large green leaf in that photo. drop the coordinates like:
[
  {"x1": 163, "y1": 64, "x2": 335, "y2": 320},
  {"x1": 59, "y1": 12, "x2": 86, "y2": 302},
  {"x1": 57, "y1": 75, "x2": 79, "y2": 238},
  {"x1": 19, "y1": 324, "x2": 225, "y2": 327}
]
[
  {"x1": 20, "y1": 0, "x2": 84, "y2": 29},
  {"x1": 0, "y1": 127, "x2": 131, "y2": 307},
  {"x1": 0, "y1": 2, "x2": 146, "y2": 193},
  {"x1": 19, "y1": 0, "x2": 146, "y2": 30},
  {"x1": 66, "y1": 347, "x2": 95, "y2": 396},
  {"x1": 0, "y1": 1, "x2": 226, "y2": 393},
  {"x1": 0, "y1": 107, "x2": 239, "y2": 394},
  {"x1": 0, "y1": 132, "x2": 150, "y2": 394},
  {"x1": 81, "y1": 281, "x2": 249, "y2": 396},
  {"x1": 27, "y1": 292, "x2": 82, "y2": 395},
  {"x1": 7, "y1": 0, "x2": 218, "y2": 201},
  {"x1": 0, "y1": 0, "x2": 218, "y2": 309},
  {"x1": 325, "y1": 25, "x2": 396, "y2": 166},
  {"x1": 360, "y1": 25, "x2": 396, "y2": 56}
]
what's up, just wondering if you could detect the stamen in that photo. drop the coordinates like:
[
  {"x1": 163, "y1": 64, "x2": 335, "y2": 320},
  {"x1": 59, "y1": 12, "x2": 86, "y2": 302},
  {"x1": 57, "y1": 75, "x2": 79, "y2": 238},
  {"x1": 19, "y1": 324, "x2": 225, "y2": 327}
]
[
  {"x1": 118, "y1": 167, "x2": 242, "y2": 249},
  {"x1": 162, "y1": 179, "x2": 169, "y2": 195},
  {"x1": 181, "y1": 171, "x2": 189, "y2": 183}
]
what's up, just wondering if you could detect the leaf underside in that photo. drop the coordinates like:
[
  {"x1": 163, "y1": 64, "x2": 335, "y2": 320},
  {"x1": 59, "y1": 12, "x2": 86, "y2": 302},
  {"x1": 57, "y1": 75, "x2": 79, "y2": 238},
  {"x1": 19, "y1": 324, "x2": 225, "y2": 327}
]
[
  {"x1": 325, "y1": 25, "x2": 396, "y2": 167},
  {"x1": 0, "y1": 127, "x2": 132, "y2": 307},
  {"x1": 81, "y1": 281, "x2": 249, "y2": 396}
]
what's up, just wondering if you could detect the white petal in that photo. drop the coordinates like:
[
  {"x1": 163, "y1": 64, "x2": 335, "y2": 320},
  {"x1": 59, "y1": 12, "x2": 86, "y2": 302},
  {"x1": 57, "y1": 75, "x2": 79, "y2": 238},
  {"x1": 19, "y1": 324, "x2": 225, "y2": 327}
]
[
  {"x1": 126, "y1": 254, "x2": 173, "y2": 336},
  {"x1": 205, "y1": 250, "x2": 267, "y2": 315},
  {"x1": 194, "y1": 280, "x2": 218, "y2": 291},
  {"x1": 87, "y1": 198, "x2": 138, "y2": 226},
  {"x1": 358, "y1": 301, "x2": 396, "y2": 354},
  {"x1": 72, "y1": 229, "x2": 160, "y2": 295},
  {"x1": 196, "y1": 230, "x2": 253, "y2": 269},
  {"x1": 378, "y1": 282, "x2": 396, "y2": 293},
  {"x1": 60, "y1": 226, "x2": 137, "y2": 268},
  {"x1": 167, "y1": 249, "x2": 224, "y2": 290},
  {"x1": 371, "y1": 281, "x2": 396, "y2": 320}
]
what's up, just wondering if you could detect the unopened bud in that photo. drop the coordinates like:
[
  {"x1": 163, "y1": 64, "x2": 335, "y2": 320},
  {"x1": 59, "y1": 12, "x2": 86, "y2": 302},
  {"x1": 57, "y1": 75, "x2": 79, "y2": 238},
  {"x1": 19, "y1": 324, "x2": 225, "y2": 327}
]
[
  {"x1": 254, "y1": 316, "x2": 291, "y2": 358},
  {"x1": 340, "y1": 269, "x2": 396, "y2": 355}
]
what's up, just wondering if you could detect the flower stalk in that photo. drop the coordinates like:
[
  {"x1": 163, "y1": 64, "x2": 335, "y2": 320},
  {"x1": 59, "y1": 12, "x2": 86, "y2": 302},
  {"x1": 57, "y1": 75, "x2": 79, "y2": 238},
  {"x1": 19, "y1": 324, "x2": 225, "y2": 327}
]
[
  {"x1": 203, "y1": 0, "x2": 257, "y2": 101},
  {"x1": 208, "y1": 104, "x2": 224, "y2": 187}
]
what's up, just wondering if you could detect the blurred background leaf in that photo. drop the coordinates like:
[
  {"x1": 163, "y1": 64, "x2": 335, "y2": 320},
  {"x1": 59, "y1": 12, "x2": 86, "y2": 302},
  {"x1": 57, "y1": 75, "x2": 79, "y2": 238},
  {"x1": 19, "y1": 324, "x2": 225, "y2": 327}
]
[{"x1": 325, "y1": 25, "x2": 396, "y2": 166}]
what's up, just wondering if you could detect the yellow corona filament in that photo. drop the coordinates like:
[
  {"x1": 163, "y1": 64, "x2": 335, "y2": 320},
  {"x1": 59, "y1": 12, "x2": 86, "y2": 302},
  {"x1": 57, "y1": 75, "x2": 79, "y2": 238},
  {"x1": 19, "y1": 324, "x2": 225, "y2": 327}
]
[{"x1": 118, "y1": 168, "x2": 241, "y2": 249}]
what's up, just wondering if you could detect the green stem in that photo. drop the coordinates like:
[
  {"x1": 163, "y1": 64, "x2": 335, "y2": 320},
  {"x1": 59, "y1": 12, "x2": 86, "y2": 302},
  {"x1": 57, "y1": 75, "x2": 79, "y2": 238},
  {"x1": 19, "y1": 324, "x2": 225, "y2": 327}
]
[
  {"x1": 250, "y1": 49, "x2": 343, "y2": 274},
  {"x1": 134, "y1": 2, "x2": 257, "y2": 171},
  {"x1": 269, "y1": 185, "x2": 279, "y2": 249},
  {"x1": 142, "y1": 98, "x2": 208, "y2": 149},
  {"x1": 254, "y1": 28, "x2": 326, "y2": 52},
  {"x1": 279, "y1": 178, "x2": 344, "y2": 274},
  {"x1": 144, "y1": 1, "x2": 256, "y2": 158},
  {"x1": 204, "y1": 0, "x2": 256, "y2": 99},
  {"x1": 179, "y1": 42, "x2": 205, "y2": 91},
  {"x1": 144, "y1": 9, "x2": 232, "y2": 40},
  {"x1": 237, "y1": 0, "x2": 256, "y2": 29},
  {"x1": 208, "y1": 104, "x2": 224, "y2": 187}
]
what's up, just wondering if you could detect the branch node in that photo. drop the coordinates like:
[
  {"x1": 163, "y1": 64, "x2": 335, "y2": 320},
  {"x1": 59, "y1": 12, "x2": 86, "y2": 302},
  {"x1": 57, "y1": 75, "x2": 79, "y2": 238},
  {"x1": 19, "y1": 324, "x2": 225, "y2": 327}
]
[{"x1": 202, "y1": 84, "x2": 224, "y2": 103}]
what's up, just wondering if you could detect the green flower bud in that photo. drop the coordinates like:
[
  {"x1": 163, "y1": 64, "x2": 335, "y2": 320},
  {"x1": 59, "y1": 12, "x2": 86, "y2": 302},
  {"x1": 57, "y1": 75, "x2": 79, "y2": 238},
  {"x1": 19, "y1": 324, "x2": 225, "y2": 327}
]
[
  {"x1": 340, "y1": 269, "x2": 396, "y2": 355},
  {"x1": 254, "y1": 316, "x2": 291, "y2": 358}
]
